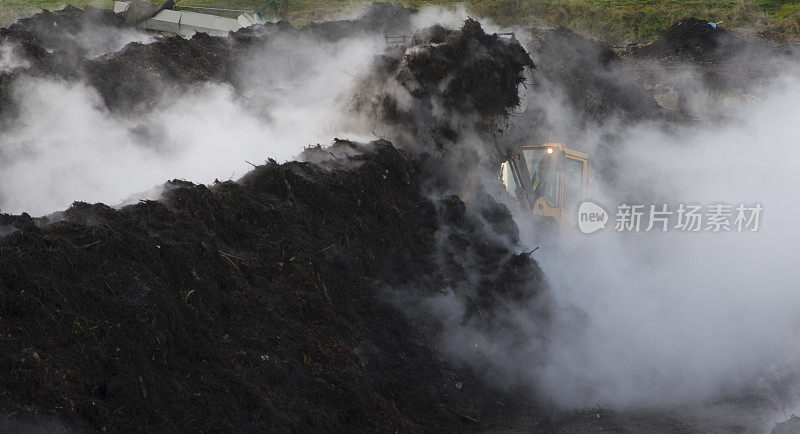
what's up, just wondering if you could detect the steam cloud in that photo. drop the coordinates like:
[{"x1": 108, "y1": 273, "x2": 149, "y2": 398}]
[
  {"x1": 1, "y1": 5, "x2": 799, "y2": 430},
  {"x1": 503, "y1": 41, "x2": 800, "y2": 428},
  {"x1": 0, "y1": 32, "x2": 384, "y2": 215},
  {"x1": 539, "y1": 79, "x2": 800, "y2": 409}
]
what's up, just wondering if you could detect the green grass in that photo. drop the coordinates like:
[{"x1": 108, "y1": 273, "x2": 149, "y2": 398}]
[{"x1": 4, "y1": 0, "x2": 800, "y2": 42}]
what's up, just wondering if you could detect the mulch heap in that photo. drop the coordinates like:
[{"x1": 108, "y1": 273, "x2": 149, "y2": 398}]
[
  {"x1": 629, "y1": 17, "x2": 795, "y2": 63},
  {"x1": 624, "y1": 17, "x2": 798, "y2": 111},
  {"x1": 526, "y1": 27, "x2": 661, "y2": 123},
  {"x1": 0, "y1": 5, "x2": 123, "y2": 58},
  {"x1": 0, "y1": 6, "x2": 550, "y2": 431},
  {"x1": 631, "y1": 18, "x2": 726, "y2": 60},
  {"x1": 0, "y1": 140, "x2": 546, "y2": 432},
  {"x1": 356, "y1": 19, "x2": 533, "y2": 138},
  {"x1": 0, "y1": 3, "x2": 418, "y2": 118},
  {"x1": 352, "y1": 19, "x2": 534, "y2": 196}
]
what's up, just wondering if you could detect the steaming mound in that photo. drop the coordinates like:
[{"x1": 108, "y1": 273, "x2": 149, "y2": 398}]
[
  {"x1": 526, "y1": 27, "x2": 661, "y2": 122},
  {"x1": 0, "y1": 7, "x2": 551, "y2": 431},
  {"x1": 0, "y1": 3, "x2": 417, "y2": 117},
  {"x1": 622, "y1": 17, "x2": 799, "y2": 122},
  {"x1": 630, "y1": 17, "x2": 793, "y2": 64},
  {"x1": 353, "y1": 19, "x2": 534, "y2": 193},
  {"x1": 85, "y1": 32, "x2": 242, "y2": 111},
  {"x1": 0, "y1": 140, "x2": 545, "y2": 432},
  {"x1": 634, "y1": 18, "x2": 723, "y2": 60},
  {"x1": 306, "y1": 2, "x2": 417, "y2": 40},
  {"x1": 0, "y1": 6, "x2": 124, "y2": 117},
  {"x1": 0, "y1": 5, "x2": 122, "y2": 56},
  {"x1": 364, "y1": 19, "x2": 532, "y2": 122}
]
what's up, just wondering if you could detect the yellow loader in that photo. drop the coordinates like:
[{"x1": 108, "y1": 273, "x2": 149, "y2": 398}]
[{"x1": 501, "y1": 143, "x2": 591, "y2": 231}]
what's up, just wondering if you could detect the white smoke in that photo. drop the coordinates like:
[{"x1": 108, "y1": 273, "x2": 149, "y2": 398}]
[
  {"x1": 361, "y1": 16, "x2": 800, "y2": 428},
  {"x1": 3, "y1": 5, "x2": 800, "y2": 429},
  {"x1": 0, "y1": 30, "x2": 384, "y2": 216},
  {"x1": 0, "y1": 43, "x2": 30, "y2": 72},
  {"x1": 513, "y1": 61, "x2": 800, "y2": 422},
  {"x1": 75, "y1": 26, "x2": 156, "y2": 59}
]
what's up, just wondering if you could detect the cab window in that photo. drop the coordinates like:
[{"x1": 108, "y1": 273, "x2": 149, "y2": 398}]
[
  {"x1": 524, "y1": 148, "x2": 560, "y2": 207},
  {"x1": 500, "y1": 162, "x2": 517, "y2": 198},
  {"x1": 563, "y1": 157, "x2": 584, "y2": 210}
]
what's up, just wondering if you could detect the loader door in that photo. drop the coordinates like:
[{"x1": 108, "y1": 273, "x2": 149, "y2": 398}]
[
  {"x1": 526, "y1": 147, "x2": 564, "y2": 223},
  {"x1": 502, "y1": 146, "x2": 590, "y2": 230},
  {"x1": 559, "y1": 155, "x2": 589, "y2": 230},
  {"x1": 562, "y1": 157, "x2": 585, "y2": 210}
]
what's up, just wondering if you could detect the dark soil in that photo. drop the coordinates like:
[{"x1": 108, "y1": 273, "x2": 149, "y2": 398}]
[
  {"x1": 628, "y1": 17, "x2": 798, "y2": 62},
  {"x1": 527, "y1": 27, "x2": 661, "y2": 123},
  {"x1": 84, "y1": 32, "x2": 241, "y2": 112},
  {"x1": 305, "y1": 2, "x2": 416, "y2": 41},
  {"x1": 0, "y1": 5, "x2": 122, "y2": 119},
  {"x1": 396, "y1": 19, "x2": 532, "y2": 118},
  {"x1": 628, "y1": 17, "x2": 799, "y2": 90},
  {"x1": 0, "y1": 5, "x2": 122, "y2": 56},
  {"x1": 352, "y1": 18, "x2": 534, "y2": 195},
  {"x1": 0, "y1": 7, "x2": 551, "y2": 432},
  {"x1": 0, "y1": 3, "x2": 418, "y2": 118},
  {"x1": 1, "y1": 5, "x2": 795, "y2": 433},
  {"x1": 0, "y1": 140, "x2": 546, "y2": 432},
  {"x1": 631, "y1": 18, "x2": 726, "y2": 60}
]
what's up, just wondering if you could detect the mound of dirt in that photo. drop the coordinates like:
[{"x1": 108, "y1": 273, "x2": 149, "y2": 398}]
[
  {"x1": 356, "y1": 19, "x2": 533, "y2": 124},
  {"x1": 84, "y1": 32, "x2": 242, "y2": 111},
  {"x1": 633, "y1": 18, "x2": 723, "y2": 60},
  {"x1": 0, "y1": 6, "x2": 552, "y2": 431},
  {"x1": 352, "y1": 19, "x2": 534, "y2": 195},
  {"x1": 306, "y1": 2, "x2": 417, "y2": 40},
  {"x1": 0, "y1": 3, "x2": 419, "y2": 117},
  {"x1": 526, "y1": 27, "x2": 661, "y2": 122},
  {"x1": 0, "y1": 5, "x2": 122, "y2": 56},
  {"x1": 0, "y1": 140, "x2": 545, "y2": 432},
  {"x1": 630, "y1": 17, "x2": 794, "y2": 65},
  {"x1": 398, "y1": 19, "x2": 532, "y2": 119},
  {"x1": 621, "y1": 17, "x2": 800, "y2": 123},
  {"x1": 0, "y1": 5, "x2": 125, "y2": 118}
]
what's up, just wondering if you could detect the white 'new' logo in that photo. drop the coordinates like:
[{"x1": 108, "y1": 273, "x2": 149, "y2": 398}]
[{"x1": 578, "y1": 201, "x2": 608, "y2": 234}]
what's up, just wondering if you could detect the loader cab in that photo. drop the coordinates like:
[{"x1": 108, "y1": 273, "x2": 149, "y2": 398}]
[{"x1": 501, "y1": 143, "x2": 590, "y2": 231}]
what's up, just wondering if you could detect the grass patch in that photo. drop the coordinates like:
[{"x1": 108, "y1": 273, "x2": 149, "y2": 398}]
[{"x1": 3, "y1": 0, "x2": 800, "y2": 42}]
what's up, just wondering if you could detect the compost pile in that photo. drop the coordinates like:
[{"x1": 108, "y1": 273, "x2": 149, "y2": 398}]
[
  {"x1": 356, "y1": 19, "x2": 532, "y2": 130},
  {"x1": 0, "y1": 6, "x2": 549, "y2": 432},
  {"x1": 0, "y1": 5, "x2": 125, "y2": 118},
  {"x1": 84, "y1": 1, "x2": 417, "y2": 111},
  {"x1": 0, "y1": 139, "x2": 545, "y2": 432},
  {"x1": 0, "y1": 5, "x2": 123, "y2": 58},
  {"x1": 305, "y1": 1, "x2": 416, "y2": 41},
  {"x1": 526, "y1": 27, "x2": 661, "y2": 123},
  {"x1": 632, "y1": 18, "x2": 726, "y2": 60},
  {"x1": 623, "y1": 17, "x2": 800, "y2": 115},
  {"x1": 8, "y1": 4, "x2": 793, "y2": 432},
  {"x1": 352, "y1": 19, "x2": 534, "y2": 193},
  {"x1": 630, "y1": 17, "x2": 795, "y2": 64},
  {"x1": 84, "y1": 32, "x2": 242, "y2": 112},
  {"x1": 0, "y1": 3, "x2": 417, "y2": 118}
]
